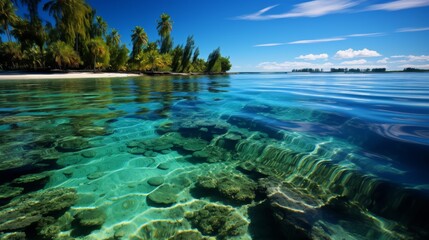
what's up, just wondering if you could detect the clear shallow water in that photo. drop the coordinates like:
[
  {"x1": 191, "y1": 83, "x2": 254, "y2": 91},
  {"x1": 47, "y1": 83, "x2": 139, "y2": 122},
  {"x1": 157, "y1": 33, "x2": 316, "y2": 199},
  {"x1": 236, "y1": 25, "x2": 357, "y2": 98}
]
[{"x1": 0, "y1": 73, "x2": 429, "y2": 239}]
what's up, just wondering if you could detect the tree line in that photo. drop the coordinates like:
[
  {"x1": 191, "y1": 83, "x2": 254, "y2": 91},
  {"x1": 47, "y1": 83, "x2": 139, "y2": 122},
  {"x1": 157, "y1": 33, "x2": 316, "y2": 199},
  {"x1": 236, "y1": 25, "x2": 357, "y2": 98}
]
[
  {"x1": 0, "y1": 0, "x2": 231, "y2": 73},
  {"x1": 330, "y1": 68, "x2": 386, "y2": 73}
]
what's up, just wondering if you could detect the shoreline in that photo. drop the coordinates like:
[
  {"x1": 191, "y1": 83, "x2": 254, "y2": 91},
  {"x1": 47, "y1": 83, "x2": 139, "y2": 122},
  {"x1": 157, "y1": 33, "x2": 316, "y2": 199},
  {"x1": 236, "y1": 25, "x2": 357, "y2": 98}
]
[
  {"x1": 0, "y1": 71, "x2": 231, "y2": 80},
  {"x1": 0, "y1": 72, "x2": 141, "y2": 80}
]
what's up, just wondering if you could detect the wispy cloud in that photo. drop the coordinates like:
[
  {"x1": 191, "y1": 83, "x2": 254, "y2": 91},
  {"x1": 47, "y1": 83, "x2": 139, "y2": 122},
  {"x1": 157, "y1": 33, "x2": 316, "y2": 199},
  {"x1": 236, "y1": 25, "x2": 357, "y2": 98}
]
[
  {"x1": 236, "y1": 0, "x2": 359, "y2": 20},
  {"x1": 335, "y1": 48, "x2": 381, "y2": 59},
  {"x1": 341, "y1": 59, "x2": 368, "y2": 65},
  {"x1": 390, "y1": 55, "x2": 429, "y2": 62},
  {"x1": 396, "y1": 27, "x2": 429, "y2": 32},
  {"x1": 368, "y1": 0, "x2": 429, "y2": 11},
  {"x1": 238, "y1": 5, "x2": 279, "y2": 20},
  {"x1": 254, "y1": 43, "x2": 286, "y2": 47},
  {"x1": 346, "y1": 32, "x2": 385, "y2": 37},
  {"x1": 289, "y1": 37, "x2": 345, "y2": 44},
  {"x1": 296, "y1": 53, "x2": 329, "y2": 60},
  {"x1": 377, "y1": 58, "x2": 389, "y2": 64},
  {"x1": 257, "y1": 61, "x2": 334, "y2": 71}
]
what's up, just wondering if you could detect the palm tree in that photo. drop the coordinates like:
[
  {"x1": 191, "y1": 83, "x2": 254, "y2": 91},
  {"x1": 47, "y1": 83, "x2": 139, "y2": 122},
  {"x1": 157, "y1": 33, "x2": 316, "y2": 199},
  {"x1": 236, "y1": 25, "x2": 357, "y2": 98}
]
[
  {"x1": 106, "y1": 29, "x2": 120, "y2": 47},
  {"x1": 0, "y1": 0, "x2": 18, "y2": 42},
  {"x1": 131, "y1": 26, "x2": 148, "y2": 60},
  {"x1": 157, "y1": 13, "x2": 173, "y2": 53},
  {"x1": 157, "y1": 13, "x2": 172, "y2": 38},
  {"x1": 13, "y1": 0, "x2": 41, "y2": 22},
  {"x1": 89, "y1": 37, "x2": 108, "y2": 71},
  {"x1": 206, "y1": 47, "x2": 221, "y2": 73},
  {"x1": 181, "y1": 35, "x2": 194, "y2": 72},
  {"x1": 47, "y1": 41, "x2": 81, "y2": 69},
  {"x1": 0, "y1": 42, "x2": 23, "y2": 69},
  {"x1": 93, "y1": 16, "x2": 107, "y2": 38},
  {"x1": 43, "y1": 0, "x2": 92, "y2": 47}
]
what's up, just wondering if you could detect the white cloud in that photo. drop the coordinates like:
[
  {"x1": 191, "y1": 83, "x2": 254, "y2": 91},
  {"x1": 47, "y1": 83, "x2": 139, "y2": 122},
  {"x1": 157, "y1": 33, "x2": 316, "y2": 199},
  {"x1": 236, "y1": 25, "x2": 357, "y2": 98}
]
[
  {"x1": 397, "y1": 27, "x2": 429, "y2": 32},
  {"x1": 254, "y1": 43, "x2": 286, "y2": 47},
  {"x1": 335, "y1": 48, "x2": 381, "y2": 59},
  {"x1": 257, "y1": 61, "x2": 334, "y2": 71},
  {"x1": 390, "y1": 55, "x2": 429, "y2": 62},
  {"x1": 296, "y1": 53, "x2": 329, "y2": 60},
  {"x1": 347, "y1": 32, "x2": 385, "y2": 37},
  {"x1": 289, "y1": 37, "x2": 345, "y2": 44},
  {"x1": 368, "y1": 0, "x2": 429, "y2": 11},
  {"x1": 341, "y1": 59, "x2": 367, "y2": 65},
  {"x1": 377, "y1": 58, "x2": 389, "y2": 64},
  {"x1": 236, "y1": 0, "x2": 358, "y2": 20}
]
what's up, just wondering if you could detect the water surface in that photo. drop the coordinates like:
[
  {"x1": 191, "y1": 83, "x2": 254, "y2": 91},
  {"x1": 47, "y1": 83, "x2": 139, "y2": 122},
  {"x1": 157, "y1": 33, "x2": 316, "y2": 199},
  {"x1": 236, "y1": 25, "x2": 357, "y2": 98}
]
[{"x1": 0, "y1": 73, "x2": 428, "y2": 239}]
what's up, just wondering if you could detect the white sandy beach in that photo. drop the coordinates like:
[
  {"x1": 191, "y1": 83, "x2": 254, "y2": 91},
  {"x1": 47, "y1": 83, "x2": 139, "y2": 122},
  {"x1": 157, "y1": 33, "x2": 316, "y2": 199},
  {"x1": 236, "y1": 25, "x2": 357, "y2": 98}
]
[{"x1": 0, "y1": 72, "x2": 141, "y2": 80}]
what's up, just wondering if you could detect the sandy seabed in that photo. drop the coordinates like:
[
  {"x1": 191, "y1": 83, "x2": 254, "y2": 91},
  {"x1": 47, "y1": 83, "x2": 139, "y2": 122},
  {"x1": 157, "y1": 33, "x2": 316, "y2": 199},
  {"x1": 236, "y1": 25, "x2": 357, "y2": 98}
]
[{"x1": 0, "y1": 72, "x2": 140, "y2": 80}]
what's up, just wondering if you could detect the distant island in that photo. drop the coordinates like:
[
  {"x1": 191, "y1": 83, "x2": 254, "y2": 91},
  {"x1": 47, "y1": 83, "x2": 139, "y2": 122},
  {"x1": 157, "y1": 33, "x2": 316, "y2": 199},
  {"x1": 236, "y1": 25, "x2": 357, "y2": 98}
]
[
  {"x1": 0, "y1": 0, "x2": 231, "y2": 74},
  {"x1": 291, "y1": 67, "x2": 429, "y2": 73}
]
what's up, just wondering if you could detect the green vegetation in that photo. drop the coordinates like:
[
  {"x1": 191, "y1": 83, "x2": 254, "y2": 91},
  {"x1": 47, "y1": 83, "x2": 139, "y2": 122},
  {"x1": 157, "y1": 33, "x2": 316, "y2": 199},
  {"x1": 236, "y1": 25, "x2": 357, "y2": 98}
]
[{"x1": 0, "y1": 0, "x2": 231, "y2": 73}]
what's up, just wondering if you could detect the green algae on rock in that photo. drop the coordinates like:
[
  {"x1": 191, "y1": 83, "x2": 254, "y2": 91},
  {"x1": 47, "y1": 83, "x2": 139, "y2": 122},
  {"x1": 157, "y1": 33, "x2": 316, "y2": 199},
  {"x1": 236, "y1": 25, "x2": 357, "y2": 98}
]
[
  {"x1": 192, "y1": 145, "x2": 231, "y2": 163},
  {"x1": 0, "y1": 184, "x2": 23, "y2": 200},
  {"x1": 168, "y1": 230, "x2": 214, "y2": 240},
  {"x1": 147, "y1": 184, "x2": 181, "y2": 206},
  {"x1": 87, "y1": 171, "x2": 105, "y2": 180},
  {"x1": 0, "y1": 232, "x2": 26, "y2": 240},
  {"x1": 185, "y1": 204, "x2": 248, "y2": 239},
  {"x1": 12, "y1": 172, "x2": 51, "y2": 185},
  {"x1": 56, "y1": 136, "x2": 91, "y2": 152},
  {"x1": 81, "y1": 150, "x2": 97, "y2": 158},
  {"x1": 147, "y1": 176, "x2": 165, "y2": 186},
  {"x1": 0, "y1": 188, "x2": 77, "y2": 232},
  {"x1": 75, "y1": 208, "x2": 106, "y2": 227},
  {"x1": 136, "y1": 220, "x2": 183, "y2": 240},
  {"x1": 196, "y1": 172, "x2": 257, "y2": 202}
]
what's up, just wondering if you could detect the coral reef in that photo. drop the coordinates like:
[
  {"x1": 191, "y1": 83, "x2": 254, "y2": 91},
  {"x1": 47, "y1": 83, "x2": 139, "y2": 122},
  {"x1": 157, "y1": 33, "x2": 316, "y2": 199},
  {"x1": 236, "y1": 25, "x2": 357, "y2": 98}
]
[
  {"x1": 196, "y1": 172, "x2": 257, "y2": 202},
  {"x1": 192, "y1": 145, "x2": 231, "y2": 163},
  {"x1": 0, "y1": 188, "x2": 77, "y2": 232},
  {"x1": 56, "y1": 137, "x2": 90, "y2": 152},
  {"x1": 74, "y1": 208, "x2": 106, "y2": 227},
  {"x1": 185, "y1": 204, "x2": 248, "y2": 239},
  {"x1": 147, "y1": 184, "x2": 181, "y2": 206}
]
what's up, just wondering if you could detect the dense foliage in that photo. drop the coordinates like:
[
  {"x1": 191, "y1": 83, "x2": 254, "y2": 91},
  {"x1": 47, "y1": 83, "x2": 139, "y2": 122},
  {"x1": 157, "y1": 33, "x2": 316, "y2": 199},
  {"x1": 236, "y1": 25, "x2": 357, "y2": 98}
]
[{"x1": 0, "y1": 0, "x2": 231, "y2": 73}]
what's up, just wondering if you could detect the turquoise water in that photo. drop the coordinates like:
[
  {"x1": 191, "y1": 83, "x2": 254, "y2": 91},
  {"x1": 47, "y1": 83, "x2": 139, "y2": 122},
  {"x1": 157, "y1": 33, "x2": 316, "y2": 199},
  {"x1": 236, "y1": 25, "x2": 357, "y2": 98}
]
[{"x1": 0, "y1": 73, "x2": 428, "y2": 239}]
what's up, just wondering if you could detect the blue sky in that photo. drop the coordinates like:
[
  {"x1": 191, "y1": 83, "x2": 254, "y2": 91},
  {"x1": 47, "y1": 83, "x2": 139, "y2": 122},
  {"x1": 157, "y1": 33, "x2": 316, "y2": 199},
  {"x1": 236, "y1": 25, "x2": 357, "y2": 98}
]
[{"x1": 15, "y1": 0, "x2": 429, "y2": 71}]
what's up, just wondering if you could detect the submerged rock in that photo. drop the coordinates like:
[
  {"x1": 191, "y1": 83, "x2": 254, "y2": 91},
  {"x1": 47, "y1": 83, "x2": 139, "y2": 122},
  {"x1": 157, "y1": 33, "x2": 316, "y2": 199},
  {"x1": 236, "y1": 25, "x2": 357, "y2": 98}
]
[
  {"x1": 12, "y1": 172, "x2": 51, "y2": 185},
  {"x1": 0, "y1": 232, "x2": 26, "y2": 240},
  {"x1": 147, "y1": 184, "x2": 180, "y2": 206},
  {"x1": 168, "y1": 230, "x2": 214, "y2": 240},
  {"x1": 81, "y1": 150, "x2": 97, "y2": 158},
  {"x1": 185, "y1": 204, "x2": 247, "y2": 239},
  {"x1": 0, "y1": 158, "x2": 27, "y2": 172},
  {"x1": 77, "y1": 126, "x2": 111, "y2": 137},
  {"x1": 196, "y1": 172, "x2": 257, "y2": 202},
  {"x1": 138, "y1": 220, "x2": 182, "y2": 240},
  {"x1": 36, "y1": 212, "x2": 74, "y2": 239},
  {"x1": 179, "y1": 138, "x2": 208, "y2": 152},
  {"x1": 0, "y1": 184, "x2": 23, "y2": 200},
  {"x1": 87, "y1": 171, "x2": 105, "y2": 180},
  {"x1": 56, "y1": 137, "x2": 90, "y2": 152},
  {"x1": 192, "y1": 145, "x2": 230, "y2": 163},
  {"x1": 0, "y1": 188, "x2": 77, "y2": 231},
  {"x1": 147, "y1": 176, "x2": 165, "y2": 186},
  {"x1": 158, "y1": 162, "x2": 170, "y2": 170},
  {"x1": 75, "y1": 208, "x2": 106, "y2": 227}
]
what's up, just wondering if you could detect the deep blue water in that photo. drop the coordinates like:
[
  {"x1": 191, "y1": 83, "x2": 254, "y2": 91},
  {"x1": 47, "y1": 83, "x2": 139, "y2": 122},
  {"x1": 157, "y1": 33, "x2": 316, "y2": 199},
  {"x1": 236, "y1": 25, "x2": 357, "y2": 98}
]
[{"x1": 0, "y1": 73, "x2": 428, "y2": 239}]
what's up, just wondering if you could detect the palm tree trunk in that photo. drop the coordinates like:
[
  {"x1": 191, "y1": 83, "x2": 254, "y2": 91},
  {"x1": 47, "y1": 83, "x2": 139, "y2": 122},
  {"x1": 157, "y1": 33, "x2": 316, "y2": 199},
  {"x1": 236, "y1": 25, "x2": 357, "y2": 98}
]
[{"x1": 93, "y1": 55, "x2": 97, "y2": 72}]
